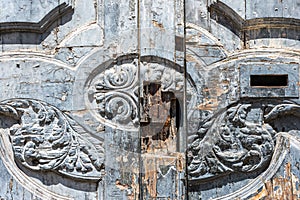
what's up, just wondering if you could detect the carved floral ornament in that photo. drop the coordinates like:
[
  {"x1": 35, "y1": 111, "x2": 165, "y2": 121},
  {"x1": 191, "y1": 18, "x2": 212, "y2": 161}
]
[
  {"x1": 84, "y1": 56, "x2": 297, "y2": 185},
  {"x1": 0, "y1": 99, "x2": 104, "y2": 181},
  {"x1": 0, "y1": 53, "x2": 296, "y2": 194},
  {"x1": 86, "y1": 58, "x2": 197, "y2": 131},
  {"x1": 188, "y1": 99, "x2": 300, "y2": 182},
  {"x1": 0, "y1": 57, "x2": 199, "y2": 184},
  {"x1": 183, "y1": 48, "x2": 300, "y2": 184}
]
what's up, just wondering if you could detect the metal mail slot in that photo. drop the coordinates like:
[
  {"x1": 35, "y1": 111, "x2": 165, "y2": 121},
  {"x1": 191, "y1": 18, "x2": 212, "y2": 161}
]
[{"x1": 240, "y1": 64, "x2": 299, "y2": 98}]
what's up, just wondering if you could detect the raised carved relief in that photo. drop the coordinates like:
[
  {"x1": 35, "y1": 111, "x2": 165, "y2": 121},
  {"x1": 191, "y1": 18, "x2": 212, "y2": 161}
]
[
  {"x1": 91, "y1": 59, "x2": 139, "y2": 129},
  {"x1": 188, "y1": 100, "x2": 300, "y2": 182},
  {"x1": 95, "y1": 63, "x2": 137, "y2": 90},
  {"x1": 87, "y1": 58, "x2": 198, "y2": 131},
  {"x1": 84, "y1": 56, "x2": 197, "y2": 199},
  {"x1": 0, "y1": 98, "x2": 104, "y2": 181},
  {"x1": 95, "y1": 92, "x2": 139, "y2": 126},
  {"x1": 142, "y1": 62, "x2": 185, "y2": 93}
]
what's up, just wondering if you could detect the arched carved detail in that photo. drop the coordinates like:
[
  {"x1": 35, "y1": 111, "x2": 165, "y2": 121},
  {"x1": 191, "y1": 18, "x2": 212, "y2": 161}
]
[{"x1": 86, "y1": 56, "x2": 200, "y2": 131}]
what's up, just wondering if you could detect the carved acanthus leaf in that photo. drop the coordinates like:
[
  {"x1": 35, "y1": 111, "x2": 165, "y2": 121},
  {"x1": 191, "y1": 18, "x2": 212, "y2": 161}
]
[
  {"x1": 188, "y1": 101, "x2": 280, "y2": 181},
  {"x1": 0, "y1": 99, "x2": 104, "y2": 181},
  {"x1": 95, "y1": 92, "x2": 138, "y2": 126},
  {"x1": 142, "y1": 62, "x2": 184, "y2": 92},
  {"x1": 95, "y1": 61, "x2": 137, "y2": 90}
]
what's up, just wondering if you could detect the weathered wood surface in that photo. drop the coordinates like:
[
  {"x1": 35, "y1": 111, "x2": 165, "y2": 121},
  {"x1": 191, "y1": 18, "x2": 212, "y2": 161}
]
[{"x1": 0, "y1": 0, "x2": 299, "y2": 199}]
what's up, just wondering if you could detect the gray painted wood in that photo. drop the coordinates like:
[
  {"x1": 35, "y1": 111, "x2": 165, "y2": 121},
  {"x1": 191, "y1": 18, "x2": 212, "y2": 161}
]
[{"x1": 0, "y1": 0, "x2": 299, "y2": 199}]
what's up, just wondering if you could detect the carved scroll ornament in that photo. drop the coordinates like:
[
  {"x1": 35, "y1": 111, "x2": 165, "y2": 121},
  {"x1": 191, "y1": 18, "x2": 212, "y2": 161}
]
[
  {"x1": 88, "y1": 59, "x2": 196, "y2": 130},
  {"x1": 0, "y1": 99, "x2": 104, "y2": 181},
  {"x1": 92, "y1": 60, "x2": 139, "y2": 129},
  {"x1": 188, "y1": 100, "x2": 300, "y2": 181}
]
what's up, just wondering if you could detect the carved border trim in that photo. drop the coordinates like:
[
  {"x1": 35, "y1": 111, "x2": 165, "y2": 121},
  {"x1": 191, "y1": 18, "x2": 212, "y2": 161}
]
[
  {"x1": 209, "y1": 1, "x2": 300, "y2": 40},
  {"x1": 0, "y1": 3, "x2": 73, "y2": 34}
]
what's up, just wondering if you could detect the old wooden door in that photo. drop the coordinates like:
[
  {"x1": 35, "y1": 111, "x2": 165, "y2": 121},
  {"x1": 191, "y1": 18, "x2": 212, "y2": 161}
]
[{"x1": 0, "y1": 0, "x2": 300, "y2": 200}]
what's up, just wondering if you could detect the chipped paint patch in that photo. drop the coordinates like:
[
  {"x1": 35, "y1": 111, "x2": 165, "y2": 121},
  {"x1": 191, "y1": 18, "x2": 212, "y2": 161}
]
[
  {"x1": 152, "y1": 20, "x2": 165, "y2": 30},
  {"x1": 250, "y1": 162, "x2": 300, "y2": 200}
]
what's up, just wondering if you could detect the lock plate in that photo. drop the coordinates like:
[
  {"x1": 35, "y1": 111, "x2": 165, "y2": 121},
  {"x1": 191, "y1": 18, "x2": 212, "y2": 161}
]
[{"x1": 240, "y1": 64, "x2": 299, "y2": 98}]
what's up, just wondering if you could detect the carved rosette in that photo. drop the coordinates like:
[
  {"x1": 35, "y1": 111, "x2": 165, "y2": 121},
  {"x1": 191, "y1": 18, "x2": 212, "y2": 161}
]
[
  {"x1": 87, "y1": 58, "x2": 198, "y2": 130},
  {"x1": 95, "y1": 63, "x2": 137, "y2": 90},
  {"x1": 188, "y1": 100, "x2": 300, "y2": 182},
  {"x1": 89, "y1": 60, "x2": 139, "y2": 130},
  {"x1": 95, "y1": 92, "x2": 139, "y2": 126},
  {"x1": 0, "y1": 99, "x2": 104, "y2": 181}
]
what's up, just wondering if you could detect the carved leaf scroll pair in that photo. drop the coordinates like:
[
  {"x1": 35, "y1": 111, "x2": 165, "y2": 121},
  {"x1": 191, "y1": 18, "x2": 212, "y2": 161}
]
[
  {"x1": 0, "y1": 58, "x2": 191, "y2": 182},
  {"x1": 1, "y1": 58, "x2": 296, "y2": 186},
  {"x1": 0, "y1": 58, "x2": 192, "y2": 183}
]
